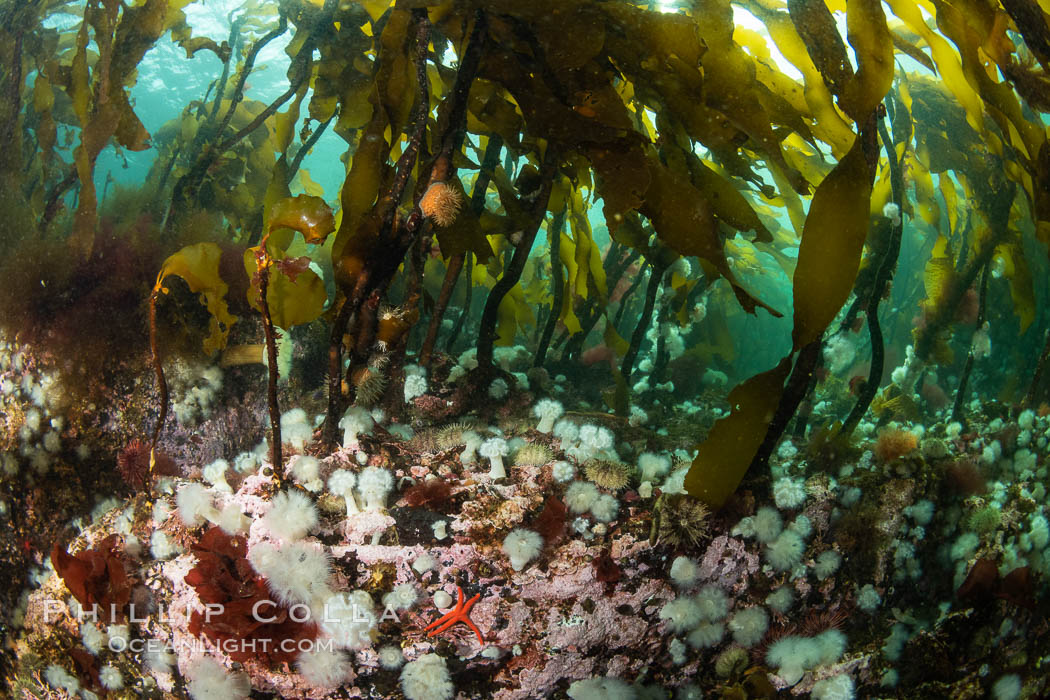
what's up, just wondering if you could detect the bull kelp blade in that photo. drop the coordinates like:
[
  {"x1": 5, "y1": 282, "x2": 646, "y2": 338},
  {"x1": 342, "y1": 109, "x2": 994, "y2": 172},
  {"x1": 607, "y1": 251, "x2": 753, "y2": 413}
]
[{"x1": 684, "y1": 358, "x2": 791, "y2": 508}]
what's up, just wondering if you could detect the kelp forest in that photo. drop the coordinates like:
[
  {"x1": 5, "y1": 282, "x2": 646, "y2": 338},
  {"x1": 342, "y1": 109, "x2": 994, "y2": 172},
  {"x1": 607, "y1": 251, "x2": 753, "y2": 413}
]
[{"x1": 2, "y1": 0, "x2": 1050, "y2": 698}]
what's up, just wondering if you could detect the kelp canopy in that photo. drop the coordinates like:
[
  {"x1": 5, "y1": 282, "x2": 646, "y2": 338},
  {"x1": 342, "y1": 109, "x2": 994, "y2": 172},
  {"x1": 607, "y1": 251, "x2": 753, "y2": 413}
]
[{"x1": 1, "y1": 0, "x2": 1049, "y2": 506}]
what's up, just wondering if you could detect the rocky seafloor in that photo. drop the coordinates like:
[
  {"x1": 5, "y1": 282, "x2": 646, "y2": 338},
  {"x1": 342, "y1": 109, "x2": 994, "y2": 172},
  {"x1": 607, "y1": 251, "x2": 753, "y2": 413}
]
[{"x1": 2, "y1": 333, "x2": 1049, "y2": 700}]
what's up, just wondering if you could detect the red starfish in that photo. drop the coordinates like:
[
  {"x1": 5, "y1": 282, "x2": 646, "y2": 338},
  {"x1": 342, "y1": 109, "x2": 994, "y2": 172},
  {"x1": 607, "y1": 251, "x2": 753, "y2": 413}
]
[{"x1": 424, "y1": 585, "x2": 484, "y2": 645}]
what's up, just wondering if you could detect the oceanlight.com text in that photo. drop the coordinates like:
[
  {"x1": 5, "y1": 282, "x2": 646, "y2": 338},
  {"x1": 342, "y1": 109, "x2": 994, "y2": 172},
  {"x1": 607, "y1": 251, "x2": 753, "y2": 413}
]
[{"x1": 107, "y1": 636, "x2": 336, "y2": 655}]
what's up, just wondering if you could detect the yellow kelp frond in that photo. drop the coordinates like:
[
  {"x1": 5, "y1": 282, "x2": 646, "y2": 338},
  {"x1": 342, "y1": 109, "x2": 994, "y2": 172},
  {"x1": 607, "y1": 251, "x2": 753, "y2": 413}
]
[
  {"x1": 791, "y1": 135, "x2": 875, "y2": 350},
  {"x1": 837, "y1": 0, "x2": 895, "y2": 122},
  {"x1": 268, "y1": 194, "x2": 337, "y2": 245},
  {"x1": 242, "y1": 195, "x2": 336, "y2": 331},
  {"x1": 685, "y1": 358, "x2": 792, "y2": 508},
  {"x1": 997, "y1": 238, "x2": 1037, "y2": 333},
  {"x1": 641, "y1": 154, "x2": 781, "y2": 318},
  {"x1": 920, "y1": 239, "x2": 957, "y2": 320},
  {"x1": 687, "y1": 158, "x2": 775, "y2": 244},
  {"x1": 155, "y1": 242, "x2": 239, "y2": 355},
  {"x1": 495, "y1": 283, "x2": 536, "y2": 347},
  {"x1": 741, "y1": 0, "x2": 855, "y2": 157},
  {"x1": 244, "y1": 250, "x2": 329, "y2": 331}
]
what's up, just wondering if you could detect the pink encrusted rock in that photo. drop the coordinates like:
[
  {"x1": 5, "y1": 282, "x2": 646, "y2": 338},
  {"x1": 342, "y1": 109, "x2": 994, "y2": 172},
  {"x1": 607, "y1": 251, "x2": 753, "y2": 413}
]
[
  {"x1": 341, "y1": 510, "x2": 396, "y2": 545},
  {"x1": 337, "y1": 543, "x2": 487, "y2": 596},
  {"x1": 540, "y1": 577, "x2": 666, "y2": 651},
  {"x1": 232, "y1": 472, "x2": 277, "y2": 516},
  {"x1": 496, "y1": 651, "x2": 595, "y2": 700},
  {"x1": 331, "y1": 543, "x2": 437, "y2": 586},
  {"x1": 454, "y1": 492, "x2": 536, "y2": 534},
  {"x1": 435, "y1": 462, "x2": 458, "y2": 480},
  {"x1": 605, "y1": 654, "x2": 633, "y2": 678},
  {"x1": 498, "y1": 600, "x2": 535, "y2": 644},
  {"x1": 699, "y1": 535, "x2": 761, "y2": 591},
  {"x1": 163, "y1": 554, "x2": 223, "y2": 692},
  {"x1": 544, "y1": 538, "x2": 591, "y2": 576},
  {"x1": 512, "y1": 463, "x2": 544, "y2": 490}
]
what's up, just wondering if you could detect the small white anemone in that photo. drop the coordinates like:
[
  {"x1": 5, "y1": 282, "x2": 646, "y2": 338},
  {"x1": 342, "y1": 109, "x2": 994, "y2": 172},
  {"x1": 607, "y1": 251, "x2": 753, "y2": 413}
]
[
  {"x1": 289, "y1": 455, "x2": 323, "y2": 493},
  {"x1": 202, "y1": 459, "x2": 232, "y2": 492},
  {"x1": 533, "y1": 399, "x2": 564, "y2": 433},
  {"x1": 488, "y1": 378, "x2": 508, "y2": 399},
  {"x1": 261, "y1": 490, "x2": 318, "y2": 541},
  {"x1": 478, "y1": 437, "x2": 510, "y2": 479},
  {"x1": 339, "y1": 406, "x2": 375, "y2": 450},
  {"x1": 460, "y1": 431, "x2": 483, "y2": 466},
  {"x1": 404, "y1": 374, "x2": 428, "y2": 403},
  {"x1": 382, "y1": 583, "x2": 418, "y2": 611},
  {"x1": 176, "y1": 482, "x2": 218, "y2": 528},
  {"x1": 358, "y1": 466, "x2": 394, "y2": 510},
  {"x1": 638, "y1": 452, "x2": 671, "y2": 482},
  {"x1": 502, "y1": 528, "x2": 543, "y2": 571},
  {"x1": 328, "y1": 469, "x2": 360, "y2": 516},
  {"x1": 281, "y1": 408, "x2": 314, "y2": 450}
]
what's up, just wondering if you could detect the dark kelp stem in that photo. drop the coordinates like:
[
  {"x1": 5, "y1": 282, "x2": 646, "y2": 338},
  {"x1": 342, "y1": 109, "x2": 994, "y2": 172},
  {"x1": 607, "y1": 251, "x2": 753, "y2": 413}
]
[
  {"x1": 839, "y1": 111, "x2": 906, "y2": 437},
  {"x1": 613, "y1": 262, "x2": 649, "y2": 332},
  {"x1": 477, "y1": 151, "x2": 557, "y2": 370},
  {"x1": 403, "y1": 237, "x2": 433, "y2": 337},
  {"x1": 256, "y1": 254, "x2": 283, "y2": 479},
  {"x1": 951, "y1": 260, "x2": 990, "y2": 424},
  {"x1": 415, "y1": 10, "x2": 484, "y2": 189},
  {"x1": 0, "y1": 21, "x2": 23, "y2": 176},
  {"x1": 160, "y1": 12, "x2": 244, "y2": 222},
  {"x1": 205, "y1": 12, "x2": 246, "y2": 126},
  {"x1": 326, "y1": 9, "x2": 433, "y2": 439},
  {"x1": 147, "y1": 286, "x2": 169, "y2": 497},
  {"x1": 1027, "y1": 329, "x2": 1050, "y2": 408},
  {"x1": 167, "y1": 9, "x2": 331, "y2": 231},
  {"x1": 345, "y1": 9, "x2": 436, "y2": 365},
  {"x1": 287, "y1": 112, "x2": 335, "y2": 184},
  {"x1": 442, "y1": 133, "x2": 499, "y2": 356},
  {"x1": 166, "y1": 15, "x2": 288, "y2": 229},
  {"x1": 148, "y1": 289, "x2": 168, "y2": 453},
  {"x1": 324, "y1": 297, "x2": 353, "y2": 445},
  {"x1": 420, "y1": 133, "x2": 503, "y2": 367},
  {"x1": 184, "y1": 10, "x2": 245, "y2": 168},
  {"x1": 420, "y1": 254, "x2": 463, "y2": 368},
  {"x1": 212, "y1": 15, "x2": 288, "y2": 151},
  {"x1": 41, "y1": 166, "x2": 78, "y2": 230},
  {"x1": 385, "y1": 10, "x2": 439, "y2": 228},
  {"x1": 621, "y1": 261, "x2": 666, "y2": 383},
  {"x1": 914, "y1": 188, "x2": 1013, "y2": 365},
  {"x1": 215, "y1": 48, "x2": 313, "y2": 156},
  {"x1": 561, "y1": 243, "x2": 635, "y2": 361},
  {"x1": 154, "y1": 142, "x2": 182, "y2": 198},
  {"x1": 326, "y1": 8, "x2": 480, "y2": 440},
  {"x1": 534, "y1": 207, "x2": 566, "y2": 368},
  {"x1": 445, "y1": 252, "x2": 473, "y2": 353},
  {"x1": 751, "y1": 339, "x2": 823, "y2": 468},
  {"x1": 651, "y1": 311, "x2": 671, "y2": 386},
  {"x1": 841, "y1": 296, "x2": 885, "y2": 435},
  {"x1": 745, "y1": 115, "x2": 883, "y2": 475}
]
